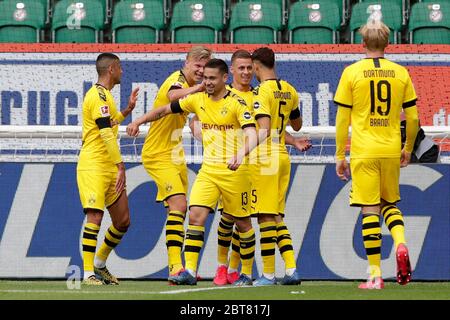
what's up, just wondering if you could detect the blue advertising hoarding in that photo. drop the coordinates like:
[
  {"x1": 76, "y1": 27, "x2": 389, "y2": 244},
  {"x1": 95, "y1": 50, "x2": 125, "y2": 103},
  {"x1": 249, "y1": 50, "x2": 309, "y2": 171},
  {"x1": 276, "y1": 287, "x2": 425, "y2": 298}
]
[{"x1": 0, "y1": 162, "x2": 447, "y2": 280}]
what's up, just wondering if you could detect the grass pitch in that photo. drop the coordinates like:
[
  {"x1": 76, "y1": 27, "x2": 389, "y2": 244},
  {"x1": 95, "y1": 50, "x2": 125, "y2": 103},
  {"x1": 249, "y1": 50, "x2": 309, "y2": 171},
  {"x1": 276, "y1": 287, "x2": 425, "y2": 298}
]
[{"x1": 0, "y1": 280, "x2": 449, "y2": 300}]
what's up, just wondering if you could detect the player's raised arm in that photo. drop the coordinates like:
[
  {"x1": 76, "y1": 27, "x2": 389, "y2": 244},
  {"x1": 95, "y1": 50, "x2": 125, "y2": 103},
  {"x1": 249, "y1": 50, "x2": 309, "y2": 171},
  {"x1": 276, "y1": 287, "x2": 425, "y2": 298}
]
[
  {"x1": 167, "y1": 82, "x2": 205, "y2": 102},
  {"x1": 119, "y1": 87, "x2": 140, "y2": 120},
  {"x1": 126, "y1": 101, "x2": 180, "y2": 137}
]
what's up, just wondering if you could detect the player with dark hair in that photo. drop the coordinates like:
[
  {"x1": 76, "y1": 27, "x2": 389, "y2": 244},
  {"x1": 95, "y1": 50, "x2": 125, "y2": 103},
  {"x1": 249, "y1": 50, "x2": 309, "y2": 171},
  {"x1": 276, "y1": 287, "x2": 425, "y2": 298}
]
[
  {"x1": 127, "y1": 58, "x2": 259, "y2": 286},
  {"x1": 77, "y1": 53, "x2": 139, "y2": 285},
  {"x1": 250, "y1": 47, "x2": 306, "y2": 285}
]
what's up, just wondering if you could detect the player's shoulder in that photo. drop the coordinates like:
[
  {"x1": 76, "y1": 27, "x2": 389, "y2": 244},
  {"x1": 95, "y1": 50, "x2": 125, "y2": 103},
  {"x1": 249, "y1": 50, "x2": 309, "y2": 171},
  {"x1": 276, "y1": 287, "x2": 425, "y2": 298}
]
[
  {"x1": 163, "y1": 70, "x2": 188, "y2": 88},
  {"x1": 280, "y1": 79, "x2": 298, "y2": 93},
  {"x1": 382, "y1": 58, "x2": 410, "y2": 75},
  {"x1": 226, "y1": 90, "x2": 247, "y2": 107},
  {"x1": 85, "y1": 84, "x2": 108, "y2": 102}
]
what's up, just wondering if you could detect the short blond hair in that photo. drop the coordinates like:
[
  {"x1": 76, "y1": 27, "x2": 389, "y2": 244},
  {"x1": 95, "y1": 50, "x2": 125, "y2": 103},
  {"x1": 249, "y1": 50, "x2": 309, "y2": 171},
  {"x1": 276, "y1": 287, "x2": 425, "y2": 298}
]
[
  {"x1": 359, "y1": 20, "x2": 390, "y2": 51},
  {"x1": 186, "y1": 46, "x2": 213, "y2": 61}
]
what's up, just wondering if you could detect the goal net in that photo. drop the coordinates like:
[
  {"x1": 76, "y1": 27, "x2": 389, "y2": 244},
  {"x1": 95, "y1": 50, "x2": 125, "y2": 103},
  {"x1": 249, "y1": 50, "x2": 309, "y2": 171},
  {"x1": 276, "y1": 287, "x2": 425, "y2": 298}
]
[{"x1": 1, "y1": 125, "x2": 449, "y2": 164}]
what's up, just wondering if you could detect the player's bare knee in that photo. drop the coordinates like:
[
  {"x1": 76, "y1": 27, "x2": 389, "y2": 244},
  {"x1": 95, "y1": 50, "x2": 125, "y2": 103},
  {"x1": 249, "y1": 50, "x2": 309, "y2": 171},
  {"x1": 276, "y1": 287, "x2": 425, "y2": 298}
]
[
  {"x1": 234, "y1": 218, "x2": 252, "y2": 233},
  {"x1": 114, "y1": 214, "x2": 130, "y2": 232}
]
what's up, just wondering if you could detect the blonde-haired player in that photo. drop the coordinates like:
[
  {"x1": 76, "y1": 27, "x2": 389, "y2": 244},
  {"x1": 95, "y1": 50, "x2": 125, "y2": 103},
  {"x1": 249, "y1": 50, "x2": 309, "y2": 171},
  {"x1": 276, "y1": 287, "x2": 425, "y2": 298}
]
[
  {"x1": 335, "y1": 19, "x2": 419, "y2": 289},
  {"x1": 77, "y1": 53, "x2": 139, "y2": 285},
  {"x1": 140, "y1": 46, "x2": 212, "y2": 284}
]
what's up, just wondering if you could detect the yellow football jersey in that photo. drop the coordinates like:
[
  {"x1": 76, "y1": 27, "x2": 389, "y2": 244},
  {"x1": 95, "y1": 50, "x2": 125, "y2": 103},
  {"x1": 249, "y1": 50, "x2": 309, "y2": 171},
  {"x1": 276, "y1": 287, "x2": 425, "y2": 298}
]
[
  {"x1": 143, "y1": 70, "x2": 190, "y2": 161},
  {"x1": 78, "y1": 84, "x2": 123, "y2": 172},
  {"x1": 334, "y1": 57, "x2": 417, "y2": 159},
  {"x1": 177, "y1": 90, "x2": 256, "y2": 167},
  {"x1": 252, "y1": 79, "x2": 300, "y2": 154},
  {"x1": 227, "y1": 84, "x2": 253, "y2": 107}
]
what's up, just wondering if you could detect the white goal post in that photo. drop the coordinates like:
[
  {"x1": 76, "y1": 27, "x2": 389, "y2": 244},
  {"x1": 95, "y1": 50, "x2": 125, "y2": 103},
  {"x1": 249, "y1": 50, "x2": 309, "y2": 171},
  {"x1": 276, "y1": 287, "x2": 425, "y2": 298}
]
[{"x1": 0, "y1": 125, "x2": 449, "y2": 163}]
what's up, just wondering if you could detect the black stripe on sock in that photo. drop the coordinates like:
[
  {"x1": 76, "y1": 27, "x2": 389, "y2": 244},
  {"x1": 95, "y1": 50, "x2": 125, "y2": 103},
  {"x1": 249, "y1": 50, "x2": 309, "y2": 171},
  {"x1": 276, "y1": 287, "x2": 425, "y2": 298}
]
[
  {"x1": 387, "y1": 220, "x2": 404, "y2": 231},
  {"x1": 184, "y1": 245, "x2": 202, "y2": 253},
  {"x1": 186, "y1": 234, "x2": 204, "y2": 241},
  {"x1": 166, "y1": 240, "x2": 183, "y2": 247},
  {"x1": 168, "y1": 212, "x2": 185, "y2": 219},
  {"x1": 260, "y1": 237, "x2": 276, "y2": 244},
  {"x1": 240, "y1": 252, "x2": 255, "y2": 260},
  {"x1": 279, "y1": 245, "x2": 293, "y2": 254},
  {"x1": 277, "y1": 234, "x2": 292, "y2": 243},
  {"x1": 260, "y1": 225, "x2": 277, "y2": 233},
  {"x1": 382, "y1": 205, "x2": 397, "y2": 216},
  {"x1": 104, "y1": 238, "x2": 118, "y2": 248},
  {"x1": 166, "y1": 220, "x2": 184, "y2": 226},
  {"x1": 82, "y1": 245, "x2": 96, "y2": 253},
  {"x1": 84, "y1": 227, "x2": 99, "y2": 234},
  {"x1": 218, "y1": 239, "x2": 231, "y2": 247},
  {"x1": 83, "y1": 232, "x2": 97, "y2": 240},
  {"x1": 166, "y1": 230, "x2": 184, "y2": 236},
  {"x1": 362, "y1": 222, "x2": 380, "y2": 230},
  {"x1": 366, "y1": 247, "x2": 381, "y2": 255},
  {"x1": 240, "y1": 240, "x2": 256, "y2": 249},
  {"x1": 107, "y1": 229, "x2": 123, "y2": 240},
  {"x1": 218, "y1": 230, "x2": 232, "y2": 237},
  {"x1": 384, "y1": 211, "x2": 401, "y2": 222},
  {"x1": 261, "y1": 249, "x2": 276, "y2": 256}
]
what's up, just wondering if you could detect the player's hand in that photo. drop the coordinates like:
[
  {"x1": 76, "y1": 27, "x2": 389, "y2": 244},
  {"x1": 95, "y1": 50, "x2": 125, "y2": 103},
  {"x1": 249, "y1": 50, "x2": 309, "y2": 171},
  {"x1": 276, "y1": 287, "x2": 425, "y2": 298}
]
[
  {"x1": 115, "y1": 163, "x2": 126, "y2": 194},
  {"x1": 400, "y1": 149, "x2": 411, "y2": 168},
  {"x1": 292, "y1": 137, "x2": 312, "y2": 152},
  {"x1": 126, "y1": 122, "x2": 140, "y2": 137},
  {"x1": 195, "y1": 81, "x2": 206, "y2": 92},
  {"x1": 127, "y1": 87, "x2": 140, "y2": 111},
  {"x1": 227, "y1": 154, "x2": 242, "y2": 171},
  {"x1": 336, "y1": 159, "x2": 350, "y2": 181}
]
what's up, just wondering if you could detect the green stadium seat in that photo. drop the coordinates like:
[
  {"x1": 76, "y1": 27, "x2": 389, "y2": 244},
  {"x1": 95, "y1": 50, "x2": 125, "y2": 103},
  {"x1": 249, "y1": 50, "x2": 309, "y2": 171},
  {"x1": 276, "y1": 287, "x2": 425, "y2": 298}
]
[
  {"x1": 180, "y1": 0, "x2": 230, "y2": 25},
  {"x1": 288, "y1": 1, "x2": 341, "y2": 44},
  {"x1": 303, "y1": 0, "x2": 348, "y2": 25},
  {"x1": 0, "y1": 0, "x2": 45, "y2": 43},
  {"x1": 53, "y1": 0, "x2": 109, "y2": 23},
  {"x1": 409, "y1": 2, "x2": 450, "y2": 44},
  {"x1": 52, "y1": 0, "x2": 105, "y2": 43},
  {"x1": 229, "y1": 1, "x2": 283, "y2": 43},
  {"x1": 349, "y1": 0, "x2": 402, "y2": 44},
  {"x1": 112, "y1": 1, "x2": 165, "y2": 43},
  {"x1": 170, "y1": 0, "x2": 224, "y2": 43},
  {"x1": 360, "y1": 0, "x2": 408, "y2": 25},
  {"x1": 240, "y1": 0, "x2": 288, "y2": 25}
]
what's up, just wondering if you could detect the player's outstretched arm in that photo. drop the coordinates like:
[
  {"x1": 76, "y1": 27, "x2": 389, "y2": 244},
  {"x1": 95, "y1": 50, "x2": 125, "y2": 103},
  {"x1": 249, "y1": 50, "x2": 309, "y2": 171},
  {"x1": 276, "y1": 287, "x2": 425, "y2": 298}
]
[
  {"x1": 120, "y1": 87, "x2": 140, "y2": 119},
  {"x1": 167, "y1": 82, "x2": 205, "y2": 102},
  {"x1": 285, "y1": 133, "x2": 312, "y2": 152},
  {"x1": 189, "y1": 114, "x2": 202, "y2": 142},
  {"x1": 126, "y1": 103, "x2": 173, "y2": 137},
  {"x1": 228, "y1": 126, "x2": 258, "y2": 171}
]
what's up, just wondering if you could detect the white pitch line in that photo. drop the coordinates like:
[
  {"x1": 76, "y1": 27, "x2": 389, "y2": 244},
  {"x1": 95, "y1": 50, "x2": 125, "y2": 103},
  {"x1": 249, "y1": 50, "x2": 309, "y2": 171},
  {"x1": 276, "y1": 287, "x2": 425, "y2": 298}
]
[
  {"x1": 0, "y1": 286, "x2": 254, "y2": 295},
  {"x1": 158, "y1": 286, "x2": 255, "y2": 295}
]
